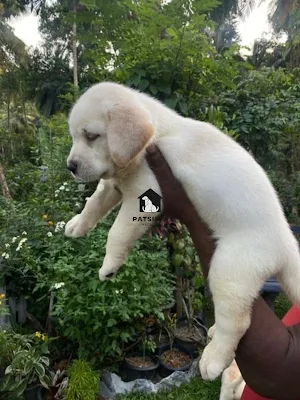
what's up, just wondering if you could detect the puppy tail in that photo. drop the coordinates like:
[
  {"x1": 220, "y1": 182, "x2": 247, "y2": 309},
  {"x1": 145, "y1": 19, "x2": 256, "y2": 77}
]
[{"x1": 277, "y1": 243, "x2": 300, "y2": 306}]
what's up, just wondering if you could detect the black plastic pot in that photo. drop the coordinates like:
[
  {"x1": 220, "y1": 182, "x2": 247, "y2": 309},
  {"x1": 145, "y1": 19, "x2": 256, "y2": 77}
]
[
  {"x1": 158, "y1": 344, "x2": 193, "y2": 378},
  {"x1": 174, "y1": 317, "x2": 207, "y2": 358},
  {"x1": 24, "y1": 385, "x2": 46, "y2": 400},
  {"x1": 122, "y1": 352, "x2": 159, "y2": 382}
]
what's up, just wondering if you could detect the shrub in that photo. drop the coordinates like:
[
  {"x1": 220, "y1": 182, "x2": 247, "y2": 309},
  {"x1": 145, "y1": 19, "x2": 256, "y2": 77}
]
[
  {"x1": 51, "y1": 211, "x2": 174, "y2": 365},
  {"x1": 65, "y1": 359, "x2": 99, "y2": 400}
]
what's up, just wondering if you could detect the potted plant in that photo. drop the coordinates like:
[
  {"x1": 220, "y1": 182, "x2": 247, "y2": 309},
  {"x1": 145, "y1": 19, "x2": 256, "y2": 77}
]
[
  {"x1": 167, "y1": 225, "x2": 208, "y2": 357},
  {"x1": 2, "y1": 343, "x2": 51, "y2": 399},
  {"x1": 158, "y1": 314, "x2": 193, "y2": 377},
  {"x1": 123, "y1": 337, "x2": 159, "y2": 382},
  {"x1": 173, "y1": 273, "x2": 207, "y2": 357}
]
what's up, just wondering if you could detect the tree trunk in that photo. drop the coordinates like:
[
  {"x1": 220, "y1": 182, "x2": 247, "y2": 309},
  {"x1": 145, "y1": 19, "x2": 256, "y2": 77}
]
[
  {"x1": 0, "y1": 163, "x2": 12, "y2": 200},
  {"x1": 72, "y1": 0, "x2": 78, "y2": 89},
  {"x1": 7, "y1": 99, "x2": 10, "y2": 130}
]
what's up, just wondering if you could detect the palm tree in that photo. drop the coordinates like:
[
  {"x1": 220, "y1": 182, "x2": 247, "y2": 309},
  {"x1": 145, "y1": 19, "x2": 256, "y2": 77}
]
[
  {"x1": 267, "y1": 0, "x2": 300, "y2": 68},
  {"x1": 269, "y1": 0, "x2": 300, "y2": 38},
  {"x1": 0, "y1": 2, "x2": 28, "y2": 68},
  {"x1": 210, "y1": 0, "x2": 265, "y2": 52}
]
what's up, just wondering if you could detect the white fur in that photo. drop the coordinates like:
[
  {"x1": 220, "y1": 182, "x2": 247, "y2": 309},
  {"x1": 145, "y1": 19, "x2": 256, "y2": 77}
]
[
  {"x1": 208, "y1": 325, "x2": 245, "y2": 400},
  {"x1": 65, "y1": 81, "x2": 300, "y2": 381}
]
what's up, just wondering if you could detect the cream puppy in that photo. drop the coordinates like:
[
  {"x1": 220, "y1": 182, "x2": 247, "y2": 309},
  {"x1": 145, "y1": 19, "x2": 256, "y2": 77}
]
[{"x1": 64, "y1": 81, "x2": 300, "y2": 381}]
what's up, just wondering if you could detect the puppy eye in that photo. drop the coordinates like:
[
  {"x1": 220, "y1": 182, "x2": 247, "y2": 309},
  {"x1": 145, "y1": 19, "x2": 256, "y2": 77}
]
[{"x1": 85, "y1": 131, "x2": 101, "y2": 141}]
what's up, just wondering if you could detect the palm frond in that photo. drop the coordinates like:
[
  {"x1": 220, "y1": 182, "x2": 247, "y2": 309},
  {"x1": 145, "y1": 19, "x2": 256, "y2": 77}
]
[
  {"x1": 0, "y1": 21, "x2": 28, "y2": 67},
  {"x1": 239, "y1": 0, "x2": 266, "y2": 20}
]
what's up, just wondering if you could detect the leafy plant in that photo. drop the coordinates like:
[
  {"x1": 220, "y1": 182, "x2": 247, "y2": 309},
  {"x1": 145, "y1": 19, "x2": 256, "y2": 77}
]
[
  {"x1": 65, "y1": 359, "x2": 99, "y2": 400},
  {"x1": 51, "y1": 217, "x2": 175, "y2": 365},
  {"x1": 164, "y1": 314, "x2": 177, "y2": 352},
  {"x1": 2, "y1": 343, "x2": 51, "y2": 397}
]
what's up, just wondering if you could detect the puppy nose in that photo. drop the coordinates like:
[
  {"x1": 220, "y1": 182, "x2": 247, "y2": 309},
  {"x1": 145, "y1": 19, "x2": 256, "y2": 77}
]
[{"x1": 67, "y1": 160, "x2": 78, "y2": 174}]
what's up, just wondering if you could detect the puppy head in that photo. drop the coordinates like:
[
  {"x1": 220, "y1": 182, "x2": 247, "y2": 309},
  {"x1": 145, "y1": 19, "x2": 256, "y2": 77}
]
[{"x1": 67, "y1": 82, "x2": 154, "y2": 182}]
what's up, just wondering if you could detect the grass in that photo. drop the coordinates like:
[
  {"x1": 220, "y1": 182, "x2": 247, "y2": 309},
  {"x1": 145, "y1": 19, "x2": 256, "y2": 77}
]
[
  {"x1": 117, "y1": 293, "x2": 291, "y2": 400},
  {"x1": 117, "y1": 377, "x2": 221, "y2": 400},
  {"x1": 274, "y1": 293, "x2": 292, "y2": 319}
]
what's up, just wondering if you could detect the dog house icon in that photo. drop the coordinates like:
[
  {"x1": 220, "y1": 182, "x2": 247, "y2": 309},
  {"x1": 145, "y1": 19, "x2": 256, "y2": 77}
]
[{"x1": 138, "y1": 189, "x2": 162, "y2": 213}]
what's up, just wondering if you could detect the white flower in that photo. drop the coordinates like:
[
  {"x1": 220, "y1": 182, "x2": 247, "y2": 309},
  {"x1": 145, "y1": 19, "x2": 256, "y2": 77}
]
[
  {"x1": 22, "y1": 231, "x2": 27, "y2": 236},
  {"x1": 55, "y1": 221, "x2": 66, "y2": 233},
  {"x1": 47, "y1": 232, "x2": 53, "y2": 237},
  {"x1": 55, "y1": 193, "x2": 58, "y2": 198},
  {"x1": 1, "y1": 252, "x2": 9, "y2": 259},
  {"x1": 134, "y1": 288, "x2": 137, "y2": 292},
  {"x1": 16, "y1": 238, "x2": 27, "y2": 252},
  {"x1": 5, "y1": 244, "x2": 10, "y2": 248},
  {"x1": 115, "y1": 290, "x2": 120, "y2": 294},
  {"x1": 120, "y1": 289, "x2": 124, "y2": 294},
  {"x1": 63, "y1": 182, "x2": 68, "y2": 186},
  {"x1": 65, "y1": 188, "x2": 70, "y2": 192},
  {"x1": 75, "y1": 202, "x2": 81, "y2": 208},
  {"x1": 59, "y1": 185, "x2": 65, "y2": 191},
  {"x1": 11, "y1": 237, "x2": 17, "y2": 243},
  {"x1": 52, "y1": 282, "x2": 65, "y2": 289}
]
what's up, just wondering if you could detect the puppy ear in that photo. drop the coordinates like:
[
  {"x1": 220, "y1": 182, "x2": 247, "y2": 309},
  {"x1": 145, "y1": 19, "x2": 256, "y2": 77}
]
[{"x1": 107, "y1": 104, "x2": 154, "y2": 168}]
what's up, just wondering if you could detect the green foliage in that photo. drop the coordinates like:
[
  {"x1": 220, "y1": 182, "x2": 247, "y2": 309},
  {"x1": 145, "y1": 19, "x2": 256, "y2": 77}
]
[
  {"x1": 117, "y1": 377, "x2": 221, "y2": 400},
  {"x1": 0, "y1": 113, "x2": 174, "y2": 366},
  {"x1": 1, "y1": 331, "x2": 51, "y2": 397},
  {"x1": 168, "y1": 224, "x2": 204, "y2": 322},
  {"x1": 52, "y1": 218, "x2": 174, "y2": 365},
  {"x1": 274, "y1": 293, "x2": 292, "y2": 320},
  {"x1": 217, "y1": 67, "x2": 300, "y2": 222},
  {"x1": 65, "y1": 359, "x2": 99, "y2": 400}
]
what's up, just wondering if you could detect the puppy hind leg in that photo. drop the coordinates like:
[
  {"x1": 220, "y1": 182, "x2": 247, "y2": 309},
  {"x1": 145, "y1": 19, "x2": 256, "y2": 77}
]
[{"x1": 200, "y1": 246, "x2": 266, "y2": 381}]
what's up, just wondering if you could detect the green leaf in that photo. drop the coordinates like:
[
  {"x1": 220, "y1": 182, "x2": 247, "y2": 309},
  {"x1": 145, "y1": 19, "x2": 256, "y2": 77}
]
[
  {"x1": 157, "y1": 83, "x2": 171, "y2": 95},
  {"x1": 149, "y1": 85, "x2": 158, "y2": 95},
  {"x1": 35, "y1": 363, "x2": 45, "y2": 378},
  {"x1": 165, "y1": 95, "x2": 178, "y2": 109},
  {"x1": 120, "y1": 332, "x2": 130, "y2": 341},
  {"x1": 173, "y1": 253, "x2": 184, "y2": 267},
  {"x1": 166, "y1": 27, "x2": 177, "y2": 38},
  {"x1": 14, "y1": 380, "x2": 28, "y2": 397},
  {"x1": 40, "y1": 378, "x2": 50, "y2": 389},
  {"x1": 5, "y1": 365, "x2": 12, "y2": 374},
  {"x1": 107, "y1": 318, "x2": 116, "y2": 327},
  {"x1": 132, "y1": 75, "x2": 141, "y2": 86},
  {"x1": 138, "y1": 79, "x2": 150, "y2": 91}
]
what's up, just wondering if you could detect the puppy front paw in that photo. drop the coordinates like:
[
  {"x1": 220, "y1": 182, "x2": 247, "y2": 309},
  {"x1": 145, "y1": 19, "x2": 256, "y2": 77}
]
[
  {"x1": 199, "y1": 340, "x2": 233, "y2": 381},
  {"x1": 65, "y1": 214, "x2": 91, "y2": 238},
  {"x1": 98, "y1": 257, "x2": 122, "y2": 281}
]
